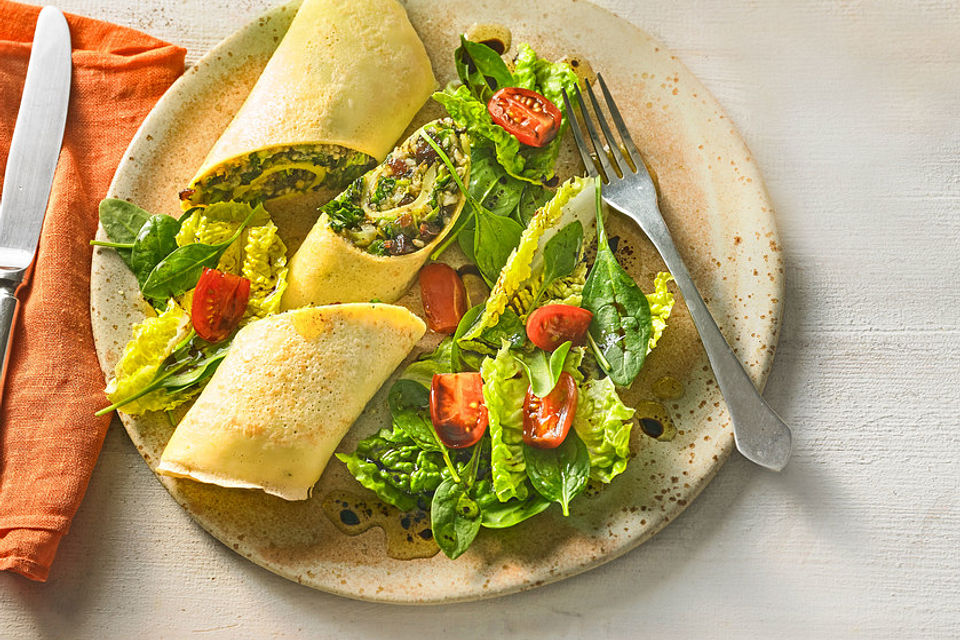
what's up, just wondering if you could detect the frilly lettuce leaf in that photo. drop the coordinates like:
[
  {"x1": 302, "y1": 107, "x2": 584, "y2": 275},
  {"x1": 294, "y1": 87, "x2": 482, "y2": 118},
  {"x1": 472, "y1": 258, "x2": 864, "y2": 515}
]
[
  {"x1": 434, "y1": 43, "x2": 578, "y2": 186},
  {"x1": 241, "y1": 223, "x2": 288, "y2": 319},
  {"x1": 104, "y1": 301, "x2": 191, "y2": 414},
  {"x1": 464, "y1": 176, "x2": 593, "y2": 341},
  {"x1": 647, "y1": 272, "x2": 675, "y2": 353},
  {"x1": 176, "y1": 202, "x2": 287, "y2": 322},
  {"x1": 335, "y1": 427, "x2": 446, "y2": 512},
  {"x1": 480, "y1": 344, "x2": 530, "y2": 502},
  {"x1": 512, "y1": 43, "x2": 580, "y2": 134},
  {"x1": 573, "y1": 377, "x2": 635, "y2": 483}
]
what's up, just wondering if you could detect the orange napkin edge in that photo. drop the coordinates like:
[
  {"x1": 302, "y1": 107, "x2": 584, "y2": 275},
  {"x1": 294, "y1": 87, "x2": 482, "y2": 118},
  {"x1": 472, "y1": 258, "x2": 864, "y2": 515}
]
[{"x1": 0, "y1": 0, "x2": 185, "y2": 582}]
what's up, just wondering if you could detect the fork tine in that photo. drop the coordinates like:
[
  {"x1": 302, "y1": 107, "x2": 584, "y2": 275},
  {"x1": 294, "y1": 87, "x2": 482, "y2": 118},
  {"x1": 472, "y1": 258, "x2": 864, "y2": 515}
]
[
  {"x1": 561, "y1": 89, "x2": 599, "y2": 179},
  {"x1": 596, "y1": 73, "x2": 642, "y2": 170},
  {"x1": 583, "y1": 79, "x2": 628, "y2": 175},
  {"x1": 572, "y1": 84, "x2": 617, "y2": 180}
]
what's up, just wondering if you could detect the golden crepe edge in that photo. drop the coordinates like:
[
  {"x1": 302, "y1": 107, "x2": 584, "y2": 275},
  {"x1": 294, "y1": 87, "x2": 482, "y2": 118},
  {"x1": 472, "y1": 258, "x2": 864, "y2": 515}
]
[{"x1": 156, "y1": 303, "x2": 427, "y2": 500}]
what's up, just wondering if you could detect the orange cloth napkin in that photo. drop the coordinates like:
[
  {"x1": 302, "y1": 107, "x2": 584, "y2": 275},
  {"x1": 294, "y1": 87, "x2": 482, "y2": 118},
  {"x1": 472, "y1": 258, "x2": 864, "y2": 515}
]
[{"x1": 0, "y1": 0, "x2": 184, "y2": 581}]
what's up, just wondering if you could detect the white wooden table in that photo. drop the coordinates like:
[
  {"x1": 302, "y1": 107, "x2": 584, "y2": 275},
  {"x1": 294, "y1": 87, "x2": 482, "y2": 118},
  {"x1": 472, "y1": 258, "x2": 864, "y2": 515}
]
[{"x1": 3, "y1": 1, "x2": 959, "y2": 637}]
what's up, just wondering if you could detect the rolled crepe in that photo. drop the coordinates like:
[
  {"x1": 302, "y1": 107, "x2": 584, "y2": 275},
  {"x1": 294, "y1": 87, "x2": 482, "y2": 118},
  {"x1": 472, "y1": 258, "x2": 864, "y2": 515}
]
[
  {"x1": 156, "y1": 303, "x2": 426, "y2": 500},
  {"x1": 180, "y1": 0, "x2": 436, "y2": 207},
  {"x1": 281, "y1": 119, "x2": 470, "y2": 308}
]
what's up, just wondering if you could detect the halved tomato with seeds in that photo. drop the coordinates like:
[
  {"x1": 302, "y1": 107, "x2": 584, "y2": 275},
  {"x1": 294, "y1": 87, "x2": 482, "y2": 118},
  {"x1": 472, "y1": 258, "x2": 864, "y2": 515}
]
[
  {"x1": 487, "y1": 87, "x2": 562, "y2": 147},
  {"x1": 191, "y1": 268, "x2": 250, "y2": 342}
]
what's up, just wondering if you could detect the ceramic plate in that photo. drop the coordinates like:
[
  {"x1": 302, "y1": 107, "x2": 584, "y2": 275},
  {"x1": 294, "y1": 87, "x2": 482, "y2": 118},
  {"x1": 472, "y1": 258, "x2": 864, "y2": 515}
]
[{"x1": 90, "y1": 0, "x2": 783, "y2": 603}]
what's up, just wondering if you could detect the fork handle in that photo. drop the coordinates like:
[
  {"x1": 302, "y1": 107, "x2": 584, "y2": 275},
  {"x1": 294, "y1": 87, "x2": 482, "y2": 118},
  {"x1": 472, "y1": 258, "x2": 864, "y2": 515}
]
[{"x1": 639, "y1": 215, "x2": 792, "y2": 471}]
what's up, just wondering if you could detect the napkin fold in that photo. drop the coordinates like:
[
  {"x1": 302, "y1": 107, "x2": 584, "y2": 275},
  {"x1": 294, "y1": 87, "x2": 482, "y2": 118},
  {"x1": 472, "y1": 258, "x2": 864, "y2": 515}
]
[{"x1": 0, "y1": 0, "x2": 185, "y2": 581}]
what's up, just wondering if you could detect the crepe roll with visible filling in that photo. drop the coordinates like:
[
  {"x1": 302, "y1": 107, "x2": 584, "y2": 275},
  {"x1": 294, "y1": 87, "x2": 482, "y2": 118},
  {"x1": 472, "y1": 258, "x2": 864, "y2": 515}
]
[
  {"x1": 180, "y1": 0, "x2": 436, "y2": 207},
  {"x1": 156, "y1": 304, "x2": 426, "y2": 500},
  {"x1": 281, "y1": 118, "x2": 470, "y2": 308}
]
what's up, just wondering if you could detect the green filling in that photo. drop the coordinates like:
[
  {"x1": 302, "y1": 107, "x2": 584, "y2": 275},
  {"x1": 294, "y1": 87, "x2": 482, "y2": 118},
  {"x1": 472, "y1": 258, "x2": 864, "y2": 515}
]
[
  {"x1": 322, "y1": 119, "x2": 469, "y2": 256},
  {"x1": 184, "y1": 144, "x2": 375, "y2": 206}
]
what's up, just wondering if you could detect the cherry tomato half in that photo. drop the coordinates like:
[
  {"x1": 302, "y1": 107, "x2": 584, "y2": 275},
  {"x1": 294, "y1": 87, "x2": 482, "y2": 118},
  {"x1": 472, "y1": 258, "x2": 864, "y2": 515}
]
[
  {"x1": 430, "y1": 373, "x2": 489, "y2": 449},
  {"x1": 191, "y1": 268, "x2": 251, "y2": 342},
  {"x1": 526, "y1": 304, "x2": 593, "y2": 351},
  {"x1": 487, "y1": 87, "x2": 562, "y2": 148},
  {"x1": 419, "y1": 262, "x2": 468, "y2": 334},
  {"x1": 523, "y1": 371, "x2": 578, "y2": 449}
]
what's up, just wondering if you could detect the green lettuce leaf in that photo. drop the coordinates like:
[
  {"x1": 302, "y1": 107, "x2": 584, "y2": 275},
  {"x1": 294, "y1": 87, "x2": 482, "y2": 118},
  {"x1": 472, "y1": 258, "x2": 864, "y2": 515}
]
[
  {"x1": 511, "y1": 43, "x2": 580, "y2": 140},
  {"x1": 335, "y1": 427, "x2": 447, "y2": 512},
  {"x1": 464, "y1": 176, "x2": 593, "y2": 341},
  {"x1": 434, "y1": 44, "x2": 578, "y2": 186},
  {"x1": 573, "y1": 377, "x2": 635, "y2": 483},
  {"x1": 647, "y1": 271, "x2": 675, "y2": 353},
  {"x1": 176, "y1": 201, "x2": 287, "y2": 322},
  {"x1": 480, "y1": 344, "x2": 529, "y2": 502},
  {"x1": 104, "y1": 301, "x2": 191, "y2": 414},
  {"x1": 400, "y1": 338, "x2": 457, "y2": 388}
]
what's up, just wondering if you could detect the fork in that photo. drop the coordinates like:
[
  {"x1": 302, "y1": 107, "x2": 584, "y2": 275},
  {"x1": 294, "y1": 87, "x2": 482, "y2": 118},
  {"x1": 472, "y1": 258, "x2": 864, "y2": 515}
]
[{"x1": 562, "y1": 77, "x2": 792, "y2": 471}]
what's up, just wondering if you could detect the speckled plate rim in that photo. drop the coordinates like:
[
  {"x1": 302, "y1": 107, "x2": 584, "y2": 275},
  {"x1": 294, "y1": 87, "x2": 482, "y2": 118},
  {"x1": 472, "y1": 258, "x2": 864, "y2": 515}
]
[{"x1": 91, "y1": 0, "x2": 784, "y2": 604}]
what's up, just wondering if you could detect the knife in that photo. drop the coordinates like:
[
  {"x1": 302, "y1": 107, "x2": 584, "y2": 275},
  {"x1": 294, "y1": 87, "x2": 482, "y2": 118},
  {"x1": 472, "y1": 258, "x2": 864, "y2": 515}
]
[{"x1": 0, "y1": 7, "x2": 72, "y2": 396}]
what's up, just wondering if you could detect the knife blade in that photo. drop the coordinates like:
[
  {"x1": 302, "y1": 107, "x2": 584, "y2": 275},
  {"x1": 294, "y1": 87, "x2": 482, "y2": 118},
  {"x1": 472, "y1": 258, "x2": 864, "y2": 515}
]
[{"x1": 0, "y1": 6, "x2": 72, "y2": 394}]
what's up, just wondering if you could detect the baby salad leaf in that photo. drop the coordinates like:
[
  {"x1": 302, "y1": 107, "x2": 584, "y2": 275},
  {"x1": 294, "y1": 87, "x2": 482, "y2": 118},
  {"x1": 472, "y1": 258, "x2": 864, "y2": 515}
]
[
  {"x1": 480, "y1": 344, "x2": 529, "y2": 502},
  {"x1": 455, "y1": 304, "x2": 525, "y2": 365},
  {"x1": 336, "y1": 427, "x2": 446, "y2": 512},
  {"x1": 474, "y1": 211, "x2": 524, "y2": 287},
  {"x1": 523, "y1": 432, "x2": 591, "y2": 516},
  {"x1": 455, "y1": 35, "x2": 514, "y2": 102},
  {"x1": 573, "y1": 376, "x2": 635, "y2": 483},
  {"x1": 130, "y1": 214, "x2": 182, "y2": 290},
  {"x1": 581, "y1": 178, "x2": 652, "y2": 387},
  {"x1": 158, "y1": 340, "x2": 231, "y2": 393},
  {"x1": 388, "y1": 380, "x2": 442, "y2": 453},
  {"x1": 431, "y1": 476, "x2": 483, "y2": 559},
  {"x1": 141, "y1": 208, "x2": 255, "y2": 300},
  {"x1": 531, "y1": 220, "x2": 583, "y2": 308},
  {"x1": 468, "y1": 146, "x2": 525, "y2": 218},
  {"x1": 96, "y1": 198, "x2": 152, "y2": 269},
  {"x1": 388, "y1": 379, "x2": 460, "y2": 483},
  {"x1": 478, "y1": 493, "x2": 552, "y2": 529},
  {"x1": 513, "y1": 341, "x2": 572, "y2": 398},
  {"x1": 400, "y1": 338, "x2": 457, "y2": 387},
  {"x1": 516, "y1": 183, "x2": 552, "y2": 226}
]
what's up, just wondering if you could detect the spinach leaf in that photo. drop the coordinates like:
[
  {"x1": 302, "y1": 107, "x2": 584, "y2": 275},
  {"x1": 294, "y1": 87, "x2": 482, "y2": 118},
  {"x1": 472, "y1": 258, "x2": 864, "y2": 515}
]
[
  {"x1": 388, "y1": 379, "x2": 460, "y2": 482},
  {"x1": 457, "y1": 146, "x2": 529, "y2": 264},
  {"x1": 474, "y1": 211, "x2": 524, "y2": 286},
  {"x1": 431, "y1": 476, "x2": 482, "y2": 559},
  {"x1": 160, "y1": 342, "x2": 230, "y2": 392},
  {"x1": 420, "y1": 132, "x2": 525, "y2": 276},
  {"x1": 451, "y1": 304, "x2": 484, "y2": 371},
  {"x1": 96, "y1": 198, "x2": 151, "y2": 269},
  {"x1": 400, "y1": 337, "x2": 456, "y2": 387},
  {"x1": 480, "y1": 493, "x2": 552, "y2": 529},
  {"x1": 457, "y1": 306, "x2": 526, "y2": 361},
  {"x1": 140, "y1": 209, "x2": 255, "y2": 300},
  {"x1": 468, "y1": 146, "x2": 524, "y2": 218},
  {"x1": 388, "y1": 380, "x2": 442, "y2": 453},
  {"x1": 532, "y1": 221, "x2": 583, "y2": 307},
  {"x1": 454, "y1": 35, "x2": 513, "y2": 102},
  {"x1": 131, "y1": 214, "x2": 182, "y2": 292},
  {"x1": 523, "y1": 432, "x2": 591, "y2": 516},
  {"x1": 581, "y1": 178, "x2": 652, "y2": 387},
  {"x1": 513, "y1": 341, "x2": 572, "y2": 398},
  {"x1": 517, "y1": 183, "x2": 552, "y2": 226},
  {"x1": 94, "y1": 330, "x2": 218, "y2": 417}
]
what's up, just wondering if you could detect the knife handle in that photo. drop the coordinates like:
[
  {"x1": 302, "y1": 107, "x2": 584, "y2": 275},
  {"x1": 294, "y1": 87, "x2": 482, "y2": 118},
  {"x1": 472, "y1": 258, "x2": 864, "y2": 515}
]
[{"x1": 0, "y1": 279, "x2": 20, "y2": 400}]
